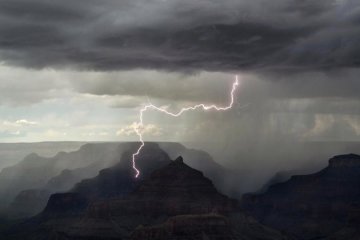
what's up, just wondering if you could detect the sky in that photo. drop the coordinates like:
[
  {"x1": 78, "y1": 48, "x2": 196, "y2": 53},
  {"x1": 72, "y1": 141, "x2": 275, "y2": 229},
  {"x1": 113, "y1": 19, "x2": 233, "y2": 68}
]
[{"x1": 0, "y1": 0, "x2": 359, "y2": 146}]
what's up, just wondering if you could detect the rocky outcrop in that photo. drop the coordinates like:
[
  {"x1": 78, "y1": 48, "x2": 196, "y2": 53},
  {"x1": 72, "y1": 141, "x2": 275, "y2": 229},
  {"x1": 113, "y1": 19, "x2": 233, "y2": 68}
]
[
  {"x1": 63, "y1": 157, "x2": 290, "y2": 240},
  {"x1": 6, "y1": 162, "x2": 111, "y2": 219},
  {"x1": 5, "y1": 142, "x2": 170, "y2": 219},
  {"x1": 42, "y1": 193, "x2": 88, "y2": 218},
  {"x1": 39, "y1": 143, "x2": 171, "y2": 219},
  {"x1": 329, "y1": 153, "x2": 360, "y2": 168},
  {"x1": 87, "y1": 156, "x2": 237, "y2": 218},
  {"x1": 72, "y1": 142, "x2": 171, "y2": 199},
  {"x1": 159, "y1": 143, "x2": 246, "y2": 198},
  {"x1": 1, "y1": 152, "x2": 292, "y2": 240},
  {"x1": 4, "y1": 142, "x2": 242, "y2": 219},
  {"x1": 7, "y1": 189, "x2": 51, "y2": 219},
  {"x1": 0, "y1": 142, "x2": 121, "y2": 212},
  {"x1": 241, "y1": 153, "x2": 360, "y2": 239}
]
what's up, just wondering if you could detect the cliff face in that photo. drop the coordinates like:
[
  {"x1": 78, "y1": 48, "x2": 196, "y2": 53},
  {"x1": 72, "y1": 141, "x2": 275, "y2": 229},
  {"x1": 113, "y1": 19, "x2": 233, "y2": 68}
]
[
  {"x1": 159, "y1": 142, "x2": 246, "y2": 198},
  {"x1": 4, "y1": 142, "x2": 242, "y2": 219},
  {"x1": 87, "y1": 156, "x2": 237, "y2": 218},
  {"x1": 7, "y1": 189, "x2": 51, "y2": 219},
  {"x1": 42, "y1": 193, "x2": 88, "y2": 218},
  {"x1": 5, "y1": 142, "x2": 171, "y2": 219},
  {"x1": 0, "y1": 143, "x2": 121, "y2": 212},
  {"x1": 42, "y1": 143, "x2": 237, "y2": 219},
  {"x1": 241, "y1": 153, "x2": 360, "y2": 239},
  {"x1": 72, "y1": 142, "x2": 172, "y2": 199},
  {"x1": 329, "y1": 153, "x2": 360, "y2": 168},
  {"x1": 1, "y1": 153, "x2": 291, "y2": 240},
  {"x1": 63, "y1": 157, "x2": 290, "y2": 240},
  {"x1": 39, "y1": 143, "x2": 171, "y2": 219}
]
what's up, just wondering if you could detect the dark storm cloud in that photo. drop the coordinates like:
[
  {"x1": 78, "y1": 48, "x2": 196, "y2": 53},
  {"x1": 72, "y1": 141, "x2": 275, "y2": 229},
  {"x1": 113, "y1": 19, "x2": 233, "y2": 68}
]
[
  {"x1": 0, "y1": 0, "x2": 358, "y2": 71},
  {"x1": 0, "y1": 0, "x2": 85, "y2": 22},
  {"x1": 95, "y1": 22, "x2": 309, "y2": 70},
  {"x1": 283, "y1": 0, "x2": 335, "y2": 17},
  {"x1": 0, "y1": 24, "x2": 64, "y2": 48}
]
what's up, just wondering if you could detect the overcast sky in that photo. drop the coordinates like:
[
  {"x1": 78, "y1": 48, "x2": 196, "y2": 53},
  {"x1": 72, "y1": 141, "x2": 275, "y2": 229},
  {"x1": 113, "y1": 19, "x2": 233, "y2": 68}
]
[{"x1": 0, "y1": 0, "x2": 359, "y2": 146}]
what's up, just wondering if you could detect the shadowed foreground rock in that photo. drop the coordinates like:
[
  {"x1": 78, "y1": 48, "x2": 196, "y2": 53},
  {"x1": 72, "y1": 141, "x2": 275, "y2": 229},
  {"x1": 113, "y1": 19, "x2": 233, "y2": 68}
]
[
  {"x1": 131, "y1": 214, "x2": 233, "y2": 240},
  {"x1": 241, "y1": 153, "x2": 360, "y2": 240},
  {"x1": 87, "y1": 156, "x2": 237, "y2": 218},
  {"x1": 2, "y1": 154, "x2": 291, "y2": 240},
  {"x1": 4, "y1": 142, "x2": 244, "y2": 219},
  {"x1": 62, "y1": 156, "x2": 290, "y2": 240}
]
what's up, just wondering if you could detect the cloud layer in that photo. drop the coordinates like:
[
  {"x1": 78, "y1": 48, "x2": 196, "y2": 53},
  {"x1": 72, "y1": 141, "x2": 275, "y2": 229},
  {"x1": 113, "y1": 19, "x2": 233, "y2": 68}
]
[
  {"x1": 0, "y1": 0, "x2": 359, "y2": 168},
  {"x1": 0, "y1": 0, "x2": 359, "y2": 71}
]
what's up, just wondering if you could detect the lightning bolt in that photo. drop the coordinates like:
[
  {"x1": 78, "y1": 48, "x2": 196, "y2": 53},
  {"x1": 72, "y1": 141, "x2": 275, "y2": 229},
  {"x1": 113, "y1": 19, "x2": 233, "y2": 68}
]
[{"x1": 132, "y1": 75, "x2": 240, "y2": 178}]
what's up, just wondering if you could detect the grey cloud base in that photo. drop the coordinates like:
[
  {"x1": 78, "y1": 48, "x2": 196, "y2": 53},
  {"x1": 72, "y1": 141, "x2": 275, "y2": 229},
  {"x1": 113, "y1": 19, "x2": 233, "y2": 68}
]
[
  {"x1": 0, "y1": 0, "x2": 359, "y2": 71},
  {"x1": 0, "y1": 0, "x2": 359, "y2": 145}
]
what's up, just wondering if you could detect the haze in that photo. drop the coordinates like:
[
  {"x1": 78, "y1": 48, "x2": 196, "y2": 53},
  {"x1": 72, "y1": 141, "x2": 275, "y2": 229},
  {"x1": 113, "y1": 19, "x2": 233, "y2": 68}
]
[{"x1": 0, "y1": 0, "x2": 359, "y2": 190}]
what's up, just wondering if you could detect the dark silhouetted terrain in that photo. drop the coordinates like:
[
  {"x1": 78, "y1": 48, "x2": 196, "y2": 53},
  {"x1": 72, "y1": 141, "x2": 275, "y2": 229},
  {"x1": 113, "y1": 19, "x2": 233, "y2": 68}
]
[
  {"x1": 0, "y1": 142, "x2": 86, "y2": 170},
  {"x1": 0, "y1": 143, "x2": 122, "y2": 216},
  {"x1": 2, "y1": 154, "x2": 290, "y2": 240},
  {"x1": 2, "y1": 142, "x2": 242, "y2": 219},
  {"x1": 242, "y1": 153, "x2": 360, "y2": 240},
  {"x1": 1, "y1": 142, "x2": 360, "y2": 239}
]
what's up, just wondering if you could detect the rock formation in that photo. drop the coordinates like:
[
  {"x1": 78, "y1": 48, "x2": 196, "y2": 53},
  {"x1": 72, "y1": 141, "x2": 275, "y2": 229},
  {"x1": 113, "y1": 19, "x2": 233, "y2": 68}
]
[
  {"x1": 62, "y1": 156, "x2": 289, "y2": 240},
  {"x1": 7, "y1": 189, "x2": 51, "y2": 219},
  {"x1": 87, "y1": 156, "x2": 237, "y2": 219},
  {"x1": 4, "y1": 142, "x2": 242, "y2": 219},
  {"x1": 0, "y1": 142, "x2": 121, "y2": 214},
  {"x1": 2, "y1": 148, "x2": 291, "y2": 240},
  {"x1": 241, "y1": 153, "x2": 360, "y2": 239}
]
